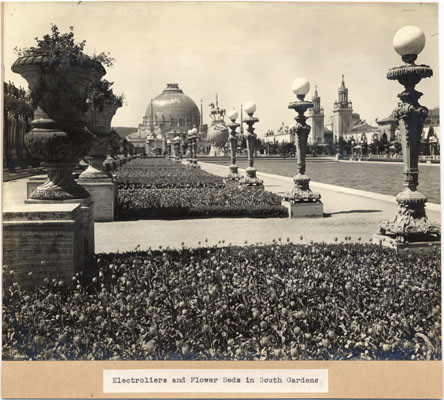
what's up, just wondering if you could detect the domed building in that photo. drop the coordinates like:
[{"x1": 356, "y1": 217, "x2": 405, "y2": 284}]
[{"x1": 127, "y1": 83, "x2": 201, "y2": 155}]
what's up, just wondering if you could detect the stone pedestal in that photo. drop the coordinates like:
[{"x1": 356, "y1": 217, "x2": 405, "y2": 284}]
[
  {"x1": 3, "y1": 204, "x2": 84, "y2": 290},
  {"x1": 281, "y1": 200, "x2": 324, "y2": 218},
  {"x1": 373, "y1": 234, "x2": 441, "y2": 254},
  {"x1": 77, "y1": 178, "x2": 116, "y2": 222},
  {"x1": 25, "y1": 197, "x2": 94, "y2": 265}
]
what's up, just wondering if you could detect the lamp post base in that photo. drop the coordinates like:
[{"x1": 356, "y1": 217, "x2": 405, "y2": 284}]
[
  {"x1": 379, "y1": 188, "x2": 440, "y2": 244},
  {"x1": 239, "y1": 167, "x2": 263, "y2": 186},
  {"x1": 373, "y1": 234, "x2": 440, "y2": 254},
  {"x1": 225, "y1": 164, "x2": 242, "y2": 181},
  {"x1": 283, "y1": 174, "x2": 321, "y2": 203}
]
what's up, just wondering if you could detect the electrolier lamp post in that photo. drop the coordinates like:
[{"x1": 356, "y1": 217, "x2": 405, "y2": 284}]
[
  {"x1": 188, "y1": 127, "x2": 200, "y2": 168},
  {"x1": 226, "y1": 109, "x2": 242, "y2": 181},
  {"x1": 173, "y1": 136, "x2": 181, "y2": 162},
  {"x1": 239, "y1": 102, "x2": 263, "y2": 186},
  {"x1": 284, "y1": 78, "x2": 321, "y2": 204},
  {"x1": 379, "y1": 25, "x2": 440, "y2": 244},
  {"x1": 187, "y1": 128, "x2": 194, "y2": 166}
]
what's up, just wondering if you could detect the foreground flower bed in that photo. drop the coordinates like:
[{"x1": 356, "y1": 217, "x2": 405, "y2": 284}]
[
  {"x1": 116, "y1": 158, "x2": 287, "y2": 218},
  {"x1": 3, "y1": 242, "x2": 441, "y2": 360}
]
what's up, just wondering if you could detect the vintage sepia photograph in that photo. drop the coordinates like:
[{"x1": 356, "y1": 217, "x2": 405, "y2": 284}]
[{"x1": 1, "y1": 0, "x2": 442, "y2": 397}]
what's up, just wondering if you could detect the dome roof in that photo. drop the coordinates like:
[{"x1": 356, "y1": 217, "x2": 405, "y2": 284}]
[{"x1": 144, "y1": 83, "x2": 200, "y2": 128}]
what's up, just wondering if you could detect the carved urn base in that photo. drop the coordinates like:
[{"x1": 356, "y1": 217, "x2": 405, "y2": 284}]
[
  {"x1": 79, "y1": 155, "x2": 111, "y2": 180},
  {"x1": 24, "y1": 120, "x2": 92, "y2": 200},
  {"x1": 379, "y1": 188, "x2": 440, "y2": 243},
  {"x1": 31, "y1": 162, "x2": 90, "y2": 200},
  {"x1": 283, "y1": 174, "x2": 321, "y2": 203},
  {"x1": 239, "y1": 167, "x2": 263, "y2": 186},
  {"x1": 226, "y1": 164, "x2": 242, "y2": 181},
  {"x1": 103, "y1": 155, "x2": 116, "y2": 173}
]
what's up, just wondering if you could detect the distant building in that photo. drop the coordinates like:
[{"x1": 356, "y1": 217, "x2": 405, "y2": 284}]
[
  {"x1": 263, "y1": 123, "x2": 293, "y2": 144},
  {"x1": 376, "y1": 111, "x2": 398, "y2": 142},
  {"x1": 343, "y1": 119, "x2": 379, "y2": 143}
]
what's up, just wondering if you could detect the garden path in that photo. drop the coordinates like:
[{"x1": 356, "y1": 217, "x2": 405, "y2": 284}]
[{"x1": 2, "y1": 169, "x2": 441, "y2": 253}]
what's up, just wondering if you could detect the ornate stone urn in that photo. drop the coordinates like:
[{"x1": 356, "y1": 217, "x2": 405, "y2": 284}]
[
  {"x1": 79, "y1": 100, "x2": 120, "y2": 179},
  {"x1": 379, "y1": 26, "x2": 440, "y2": 243},
  {"x1": 12, "y1": 55, "x2": 105, "y2": 199}
]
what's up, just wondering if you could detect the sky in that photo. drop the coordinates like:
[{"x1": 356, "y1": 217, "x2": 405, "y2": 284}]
[{"x1": 2, "y1": 1, "x2": 440, "y2": 137}]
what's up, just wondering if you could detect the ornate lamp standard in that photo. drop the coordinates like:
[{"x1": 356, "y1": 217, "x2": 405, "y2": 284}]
[
  {"x1": 166, "y1": 139, "x2": 172, "y2": 159},
  {"x1": 226, "y1": 109, "x2": 242, "y2": 181},
  {"x1": 239, "y1": 102, "x2": 263, "y2": 186},
  {"x1": 379, "y1": 26, "x2": 440, "y2": 243},
  {"x1": 186, "y1": 128, "x2": 194, "y2": 166},
  {"x1": 187, "y1": 127, "x2": 200, "y2": 168},
  {"x1": 173, "y1": 136, "x2": 181, "y2": 162},
  {"x1": 283, "y1": 78, "x2": 321, "y2": 205},
  {"x1": 191, "y1": 127, "x2": 200, "y2": 168}
]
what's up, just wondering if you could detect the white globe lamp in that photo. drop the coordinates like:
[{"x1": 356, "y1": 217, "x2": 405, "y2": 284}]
[
  {"x1": 393, "y1": 26, "x2": 425, "y2": 56},
  {"x1": 292, "y1": 77, "x2": 310, "y2": 97},
  {"x1": 244, "y1": 102, "x2": 256, "y2": 115},
  {"x1": 227, "y1": 109, "x2": 238, "y2": 121}
]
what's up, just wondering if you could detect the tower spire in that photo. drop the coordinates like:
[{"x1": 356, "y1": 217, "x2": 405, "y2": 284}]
[
  {"x1": 341, "y1": 74, "x2": 346, "y2": 89},
  {"x1": 200, "y1": 99, "x2": 203, "y2": 133},
  {"x1": 150, "y1": 99, "x2": 154, "y2": 135}
]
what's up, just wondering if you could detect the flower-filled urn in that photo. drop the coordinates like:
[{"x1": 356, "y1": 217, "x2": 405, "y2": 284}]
[{"x1": 11, "y1": 27, "x2": 106, "y2": 200}]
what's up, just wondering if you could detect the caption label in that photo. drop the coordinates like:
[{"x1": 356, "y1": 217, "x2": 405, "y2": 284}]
[{"x1": 103, "y1": 368, "x2": 328, "y2": 393}]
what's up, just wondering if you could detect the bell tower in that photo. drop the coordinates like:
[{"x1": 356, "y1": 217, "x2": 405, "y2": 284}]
[
  {"x1": 308, "y1": 85, "x2": 324, "y2": 144},
  {"x1": 333, "y1": 75, "x2": 353, "y2": 142}
]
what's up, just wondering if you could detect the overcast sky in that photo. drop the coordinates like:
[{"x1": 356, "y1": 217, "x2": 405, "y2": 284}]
[{"x1": 2, "y1": 1, "x2": 439, "y2": 136}]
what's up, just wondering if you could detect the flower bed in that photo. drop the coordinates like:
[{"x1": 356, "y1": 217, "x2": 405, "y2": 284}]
[
  {"x1": 117, "y1": 186, "x2": 288, "y2": 219},
  {"x1": 116, "y1": 158, "x2": 287, "y2": 218},
  {"x1": 116, "y1": 158, "x2": 225, "y2": 189},
  {"x1": 3, "y1": 242, "x2": 441, "y2": 361}
]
